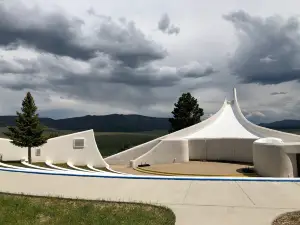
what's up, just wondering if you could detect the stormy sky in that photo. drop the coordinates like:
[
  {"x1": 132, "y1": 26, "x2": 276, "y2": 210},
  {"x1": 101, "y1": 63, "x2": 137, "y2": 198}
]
[{"x1": 0, "y1": 0, "x2": 300, "y2": 123}]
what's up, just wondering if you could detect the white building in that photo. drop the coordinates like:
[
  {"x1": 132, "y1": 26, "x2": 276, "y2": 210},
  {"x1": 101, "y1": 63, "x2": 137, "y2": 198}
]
[
  {"x1": 105, "y1": 88, "x2": 300, "y2": 177},
  {"x1": 0, "y1": 88, "x2": 299, "y2": 177},
  {"x1": 0, "y1": 130, "x2": 108, "y2": 168}
]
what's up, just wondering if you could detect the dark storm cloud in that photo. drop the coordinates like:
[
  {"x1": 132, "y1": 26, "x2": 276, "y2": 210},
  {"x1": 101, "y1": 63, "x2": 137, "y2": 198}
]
[
  {"x1": 224, "y1": 10, "x2": 300, "y2": 85},
  {"x1": 179, "y1": 62, "x2": 218, "y2": 78},
  {"x1": 0, "y1": 2, "x2": 90, "y2": 59},
  {"x1": 158, "y1": 14, "x2": 180, "y2": 35},
  {"x1": 0, "y1": 58, "x2": 41, "y2": 74},
  {"x1": 0, "y1": 1, "x2": 217, "y2": 111},
  {"x1": 0, "y1": 53, "x2": 216, "y2": 89},
  {"x1": 0, "y1": 52, "x2": 217, "y2": 111},
  {"x1": 0, "y1": 2, "x2": 166, "y2": 67},
  {"x1": 270, "y1": 91, "x2": 288, "y2": 95}
]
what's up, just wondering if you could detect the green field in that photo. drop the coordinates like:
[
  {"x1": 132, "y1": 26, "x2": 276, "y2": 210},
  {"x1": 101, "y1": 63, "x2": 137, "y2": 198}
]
[
  {"x1": 94, "y1": 132, "x2": 165, "y2": 157},
  {"x1": 0, "y1": 194, "x2": 175, "y2": 225}
]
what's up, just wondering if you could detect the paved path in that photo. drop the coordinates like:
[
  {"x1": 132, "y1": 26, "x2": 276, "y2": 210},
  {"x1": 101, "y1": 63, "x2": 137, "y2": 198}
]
[{"x1": 0, "y1": 170, "x2": 300, "y2": 225}]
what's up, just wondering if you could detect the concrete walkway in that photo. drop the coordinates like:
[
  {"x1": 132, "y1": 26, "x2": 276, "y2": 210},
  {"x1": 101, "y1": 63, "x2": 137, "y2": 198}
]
[{"x1": 0, "y1": 171, "x2": 299, "y2": 225}]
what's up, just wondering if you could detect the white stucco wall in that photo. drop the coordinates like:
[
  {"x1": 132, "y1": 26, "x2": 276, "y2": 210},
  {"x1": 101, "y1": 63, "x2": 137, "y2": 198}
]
[
  {"x1": 131, "y1": 139, "x2": 189, "y2": 168},
  {"x1": 0, "y1": 138, "x2": 27, "y2": 161},
  {"x1": 188, "y1": 139, "x2": 206, "y2": 160},
  {"x1": 104, "y1": 139, "x2": 162, "y2": 165},
  {"x1": 187, "y1": 138, "x2": 255, "y2": 163},
  {"x1": 253, "y1": 138, "x2": 298, "y2": 177},
  {"x1": 0, "y1": 130, "x2": 108, "y2": 168}
]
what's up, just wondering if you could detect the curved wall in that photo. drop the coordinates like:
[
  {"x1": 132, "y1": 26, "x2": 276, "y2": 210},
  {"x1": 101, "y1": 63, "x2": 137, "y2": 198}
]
[
  {"x1": 104, "y1": 139, "x2": 162, "y2": 165},
  {"x1": 131, "y1": 139, "x2": 189, "y2": 168},
  {"x1": 253, "y1": 138, "x2": 299, "y2": 177},
  {"x1": 233, "y1": 88, "x2": 300, "y2": 142},
  {"x1": 0, "y1": 130, "x2": 107, "y2": 168}
]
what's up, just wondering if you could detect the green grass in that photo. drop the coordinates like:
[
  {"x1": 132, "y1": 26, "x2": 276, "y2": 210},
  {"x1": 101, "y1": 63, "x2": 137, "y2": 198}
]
[
  {"x1": 94, "y1": 133, "x2": 163, "y2": 157},
  {"x1": 95, "y1": 167, "x2": 112, "y2": 172},
  {"x1": 0, "y1": 194, "x2": 175, "y2": 225},
  {"x1": 76, "y1": 165, "x2": 93, "y2": 170},
  {"x1": 53, "y1": 163, "x2": 71, "y2": 169},
  {"x1": 33, "y1": 162, "x2": 52, "y2": 168}
]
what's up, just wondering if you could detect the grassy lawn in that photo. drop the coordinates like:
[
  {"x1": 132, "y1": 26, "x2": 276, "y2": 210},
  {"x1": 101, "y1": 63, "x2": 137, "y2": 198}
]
[{"x1": 0, "y1": 194, "x2": 175, "y2": 225}]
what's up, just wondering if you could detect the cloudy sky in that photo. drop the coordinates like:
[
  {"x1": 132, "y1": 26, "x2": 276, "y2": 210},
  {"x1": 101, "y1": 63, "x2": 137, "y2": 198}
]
[{"x1": 1, "y1": 0, "x2": 300, "y2": 123}]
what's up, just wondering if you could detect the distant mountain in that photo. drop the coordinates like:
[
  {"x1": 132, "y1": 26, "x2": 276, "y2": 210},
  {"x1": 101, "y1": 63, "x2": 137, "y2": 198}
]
[
  {"x1": 259, "y1": 120, "x2": 300, "y2": 130},
  {"x1": 0, "y1": 114, "x2": 170, "y2": 132}
]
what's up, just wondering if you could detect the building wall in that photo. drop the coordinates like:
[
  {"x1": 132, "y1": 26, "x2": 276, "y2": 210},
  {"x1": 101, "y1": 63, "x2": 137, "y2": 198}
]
[
  {"x1": 131, "y1": 139, "x2": 189, "y2": 168},
  {"x1": 0, "y1": 138, "x2": 27, "y2": 161},
  {"x1": 0, "y1": 130, "x2": 107, "y2": 168},
  {"x1": 253, "y1": 138, "x2": 299, "y2": 177},
  {"x1": 188, "y1": 138, "x2": 255, "y2": 163},
  {"x1": 188, "y1": 139, "x2": 206, "y2": 160},
  {"x1": 105, "y1": 139, "x2": 162, "y2": 166}
]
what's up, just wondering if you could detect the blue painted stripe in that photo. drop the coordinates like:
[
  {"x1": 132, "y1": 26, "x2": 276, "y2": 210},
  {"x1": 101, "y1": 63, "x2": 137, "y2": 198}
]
[{"x1": 0, "y1": 167, "x2": 299, "y2": 182}]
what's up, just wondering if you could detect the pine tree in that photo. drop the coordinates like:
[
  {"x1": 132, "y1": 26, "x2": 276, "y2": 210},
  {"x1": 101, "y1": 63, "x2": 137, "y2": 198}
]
[
  {"x1": 4, "y1": 92, "x2": 47, "y2": 163},
  {"x1": 168, "y1": 92, "x2": 204, "y2": 133}
]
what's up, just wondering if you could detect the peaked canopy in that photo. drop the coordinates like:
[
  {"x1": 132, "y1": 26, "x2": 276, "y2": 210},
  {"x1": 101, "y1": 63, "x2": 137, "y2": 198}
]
[
  {"x1": 163, "y1": 88, "x2": 300, "y2": 142},
  {"x1": 185, "y1": 100, "x2": 258, "y2": 139}
]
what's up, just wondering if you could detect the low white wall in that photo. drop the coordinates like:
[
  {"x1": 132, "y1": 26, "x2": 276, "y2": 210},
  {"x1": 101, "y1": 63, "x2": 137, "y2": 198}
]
[
  {"x1": 0, "y1": 130, "x2": 108, "y2": 168},
  {"x1": 187, "y1": 138, "x2": 255, "y2": 163},
  {"x1": 104, "y1": 139, "x2": 161, "y2": 166},
  {"x1": 253, "y1": 138, "x2": 298, "y2": 177},
  {"x1": 231, "y1": 139, "x2": 256, "y2": 163},
  {"x1": 0, "y1": 138, "x2": 26, "y2": 161},
  {"x1": 131, "y1": 139, "x2": 189, "y2": 168}
]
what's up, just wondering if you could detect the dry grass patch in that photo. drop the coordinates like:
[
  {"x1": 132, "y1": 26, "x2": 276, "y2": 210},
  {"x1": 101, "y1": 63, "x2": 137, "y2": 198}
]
[
  {"x1": 0, "y1": 193, "x2": 175, "y2": 225},
  {"x1": 273, "y1": 211, "x2": 300, "y2": 225}
]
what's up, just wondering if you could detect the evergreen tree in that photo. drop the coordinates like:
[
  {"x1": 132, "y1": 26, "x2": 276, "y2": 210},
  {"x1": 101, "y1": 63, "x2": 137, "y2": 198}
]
[
  {"x1": 4, "y1": 92, "x2": 47, "y2": 163},
  {"x1": 168, "y1": 92, "x2": 204, "y2": 133}
]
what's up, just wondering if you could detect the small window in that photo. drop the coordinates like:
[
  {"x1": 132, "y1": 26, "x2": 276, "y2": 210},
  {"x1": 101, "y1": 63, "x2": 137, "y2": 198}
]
[
  {"x1": 35, "y1": 149, "x2": 41, "y2": 156},
  {"x1": 73, "y1": 138, "x2": 85, "y2": 149}
]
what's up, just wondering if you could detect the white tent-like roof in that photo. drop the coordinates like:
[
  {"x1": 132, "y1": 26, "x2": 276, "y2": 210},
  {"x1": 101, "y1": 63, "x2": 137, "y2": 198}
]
[
  {"x1": 161, "y1": 88, "x2": 300, "y2": 142},
  {"x1": 185, "y1": 100, "x2": 258, "y2": 139}
]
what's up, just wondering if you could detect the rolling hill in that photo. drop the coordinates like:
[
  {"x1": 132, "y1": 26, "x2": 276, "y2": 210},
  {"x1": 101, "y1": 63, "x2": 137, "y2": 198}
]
[
  {"x1": 259, "y1": 119, "x2": 300, "y2": 130},
  {"x1": 0, "y1": 114, "x2": 170, "y2": 132}
]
